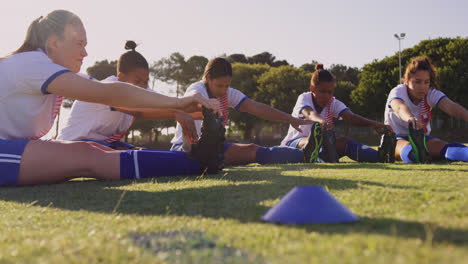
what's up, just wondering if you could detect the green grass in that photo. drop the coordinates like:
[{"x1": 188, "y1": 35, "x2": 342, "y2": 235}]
[{"x1": 0, "y1": 158, "x2": 467, "y2": 263}]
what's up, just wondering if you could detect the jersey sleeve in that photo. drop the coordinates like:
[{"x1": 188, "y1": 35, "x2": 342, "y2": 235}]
[
  {"x1": 386, "y1": 86, "x2": 405, "y2": 109},
  {"x1": 227, "y1": 88, "x2": 248, "y2": 110},
  {"x1": 427, "y1": 88, "x2": 447, "y2": 108},
  {"x1": 183, "y1": 82, "x2": 209, "y2": 98},
  {"x1": 293, "y1": 93, "x2": 313, "y2": 118},
  {"x1": 18, "y1": 53, "x2": 71, "y2": 95},
  {"x1": 331, "y1": 98, "x2": 350, "y2": 118}
]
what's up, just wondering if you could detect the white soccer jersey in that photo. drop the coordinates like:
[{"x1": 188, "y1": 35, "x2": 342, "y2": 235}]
[
  {"x1": 280, "y1": 92, "x2": 349, "y2": 146},
  {"x1": 384, "y1": 84, "x2": 446, "y2": 136},
  {"x1": 0, "y1": 50, "x2": 71, "y2": 140},
  {"x1": 57, "y1": 75, "x2": 135, "y2": 142},
  {"x1": 171, "y1": 81, "x2": 248, "y2": 146}
]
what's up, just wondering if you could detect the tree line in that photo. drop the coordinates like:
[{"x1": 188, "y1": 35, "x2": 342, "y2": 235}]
[{"x1": 79, "y1": 37, "x2": 467, "y2": 143}]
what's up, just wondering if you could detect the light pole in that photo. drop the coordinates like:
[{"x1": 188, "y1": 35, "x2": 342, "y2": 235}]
[{"x1": 394, "y1": 33, "x2": 406, "y2": 83}]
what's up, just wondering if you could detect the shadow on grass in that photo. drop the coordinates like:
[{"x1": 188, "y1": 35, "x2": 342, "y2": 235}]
[
  {"x1": 290, "y1": 162, "x2": 468, "y2": 172},
  {"x1": 0, "y1": 169, "x2": 466, "y2": 246},
  {"x1": 289, "y1": 216, "x2": 468, "y2": 246}
]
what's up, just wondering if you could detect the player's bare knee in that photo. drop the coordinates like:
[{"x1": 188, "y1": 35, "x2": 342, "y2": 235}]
[{"x1": 71, "y1": 142, "x2": 107, "y2": 176}]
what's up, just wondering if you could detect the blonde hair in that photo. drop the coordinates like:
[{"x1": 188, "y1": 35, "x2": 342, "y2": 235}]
[{"x1": 13, "y1": 10, "x2": 82, "y2": 55}]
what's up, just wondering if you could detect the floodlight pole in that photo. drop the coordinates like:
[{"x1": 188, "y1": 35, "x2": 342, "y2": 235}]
[{"x1": 394, "y1": 33, "x2": 406, "y2": 83}]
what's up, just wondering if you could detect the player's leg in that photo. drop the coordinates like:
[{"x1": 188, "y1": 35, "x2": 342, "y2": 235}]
[
  {"x1": 17, "y1": 140, "x2": 211, "y2": 186},
  {"x1": 439, "y1": 141, "x2": 468, "y2": 162},
  {"x1": 17, "y1": 140, "x2": 121, "y2": 185},
  {"x1": 336, "y1": 136, "x2": 379, "y2": 163},
  {"x1": 224, "y1": 143, "x2": 305, "y2": 165}
]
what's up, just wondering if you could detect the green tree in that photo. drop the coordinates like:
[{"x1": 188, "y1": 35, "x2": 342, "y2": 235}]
[
  {"x1": 300, "y1": 60, "x2": 319, "y2": 73},
  {"x1": 184, "y1": 55, "x2": 208, "y2": 84},
  {"x1": 334, "y1": 81, "x2": 356, "y2": 107},
  {"x1": 227, "y1": 54, "x2": 249, "y2": 64},
  {"x1": 229, "y1": 63, "x2": 271, "y2": 140},
  {"x1": 151, "y1": 53, "x2": 208, "y2": 96},
  {"x1": 247, "y1": 52, "x2": 289, "y2": 67},
  {"x1": 256, "y1": 66, "x2": 312, "y2": 114},
  {"x1": 351, "y1": 37, "x2": 468, "y2": 121},
  {"x1": 329, "y1": 64, "x2": 360, "y2": 85},
  {"x1": 254, "y1": 66, "x2": 311, "y2": 141},
  {"x1": 86, "y1": 60, "x2": 117, "y2": 80}
]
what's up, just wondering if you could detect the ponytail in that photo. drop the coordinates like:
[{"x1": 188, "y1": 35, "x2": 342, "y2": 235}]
[
  {"x1": 117, "y1": 40, "x2": 149, "y2": 74},
  {"x1": 311, "y1": 63, "x2": 335, "y2": 87},
  {"x1": 12, "y1": 10, "x2": 82, "y2": 55}
]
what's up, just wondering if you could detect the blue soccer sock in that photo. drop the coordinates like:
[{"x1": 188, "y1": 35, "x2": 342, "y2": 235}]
[
  {"x1": 400, "y1": 144, "x2": 415, "y2": 163},
  {"x1": 344, "y1": 140, "x2": 378, "y2": 163},
  {"x1": 255, "y1": 146, "x2": 304, "y2": 164},
  {"x1": 120, "y1": 150, "x2": 201, "y2": 180},
  {"x1": 440, "y1": 143, "x2": 468, "y2": 162}
]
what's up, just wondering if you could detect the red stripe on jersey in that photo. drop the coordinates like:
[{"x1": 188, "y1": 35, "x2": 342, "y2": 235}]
[
  {"x1": 36, "y1": 95, "x2": 63, "y2": 139},
  {"x1": 218, "y1": 94, "x2": 229, "y2": 126},
  {"x1": 103, "y1": 116, "x2": 136, "y2": 143},
  {"x1": 419, "y1": 95, "x2": 432, "y2": 134},
  {"x1": 325, "y1": 97, "x2": 335, "y2": 125}
]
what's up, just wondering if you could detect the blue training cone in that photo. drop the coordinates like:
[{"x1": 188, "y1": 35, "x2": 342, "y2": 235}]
[{"x1": 261, "y1": 186, "x2": 359, "y2": 224}]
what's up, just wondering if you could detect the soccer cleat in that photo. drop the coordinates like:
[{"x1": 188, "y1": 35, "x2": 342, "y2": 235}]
[
  {"x1": 302, "y1": 122, "x2": 323, "y2": 163},
  {"x1": 189, "y1": 107, "x2": 226, "y2": 173},
  {"x1": 408, "y1": 122, "x2": 431, "y2": 164},
  {"x1": 322, "y1": 129, "x2": 339, "y2": 163},
  {"x1": 377, "y1": 128, "x2": 397, "y2": 163}
]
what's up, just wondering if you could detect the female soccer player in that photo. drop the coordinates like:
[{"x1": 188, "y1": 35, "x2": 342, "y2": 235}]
[
  {"x1": 171, "y1": 57, "x2": 317, "y2": 165},
  {"x1": 0, "y1": 10, "x2": 223, "y2": 186},
  {"x1": 281, "y1": 64, "x2": 393, "y2": 163},
  {"x1": 58, "y1": 40, "x2": 200, "y2": 150},
  {"x1": 384, "y1": 56, "x2": 468, "y2": 163}
]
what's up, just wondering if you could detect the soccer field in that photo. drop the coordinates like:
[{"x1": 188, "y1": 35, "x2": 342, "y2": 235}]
[{"x1": 0, "y1": 159, "x2": 467, "y2": 263}]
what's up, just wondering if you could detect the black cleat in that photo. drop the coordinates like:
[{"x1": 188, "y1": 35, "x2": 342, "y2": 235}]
[
  {"x1": 189, "y1": 107, "x2": 226, "y2": 173},
  {"x1": 302, "y1": 122, "x2": 323, "y2": 163},
  {"x1": 378, "y1": 128, "x2": 397, "y2": 163},
  {"x1": 322, "y1": 129, "x2": 339, "y2": 163},
  {"x1": 408, "y1": 123, "x2": 431, "y2": 164}
]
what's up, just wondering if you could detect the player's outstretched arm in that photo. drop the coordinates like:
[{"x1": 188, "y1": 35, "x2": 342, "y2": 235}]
[
  {"x1": 238, "y1": 98, "x2": 314, "y2": 132},
  {"x1": 340, "y1": 110, "x2": 392, "y2": 133},
  {"x1": 438, "y1": 97, "x2": 468, "y2": 121},
  {"x1": 390, "y1": 98, "x2": 423, "y2": 129},
  {"x1": 46, "y1": 72, "x2": 220, "y2": 114}
]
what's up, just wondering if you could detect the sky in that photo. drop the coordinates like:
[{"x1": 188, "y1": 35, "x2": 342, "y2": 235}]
[{"x1": 1, "y1": 0, "x2": 467, "y2": 72}]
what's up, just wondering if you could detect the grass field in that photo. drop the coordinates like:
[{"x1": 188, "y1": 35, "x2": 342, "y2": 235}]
[{"x1": 0, "y1": 158, "x2": 467, "y2": 263}]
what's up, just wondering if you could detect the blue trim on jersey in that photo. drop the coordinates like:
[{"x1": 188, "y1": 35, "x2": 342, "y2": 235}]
[
  {"x1": 0, "y1": 139, "x2": 30, "y2": 187},
  {"x1": 109, "y1": 107, "x2": 117, "y2": 111},
  {"x1": 298, "y1": 105, "x2": 313, "y2": 118},
  {"x1": 41, "y1": 69, "x2": 72, "y2": 94},
  {"x1": 234, "y1": 96, "x2": 249, "y2": 111},
  {"x1": 435, "y1": 95, "x2": 447, "y2": 108},
  {"x1": 337, "y1": 108, "x2": 350, "y2": 119}
]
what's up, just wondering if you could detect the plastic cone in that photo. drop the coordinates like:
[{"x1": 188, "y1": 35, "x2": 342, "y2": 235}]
[{"x1": 261, "y1": 186, "x2": 359, "y2": 224}]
